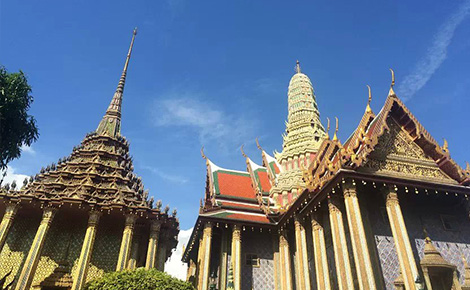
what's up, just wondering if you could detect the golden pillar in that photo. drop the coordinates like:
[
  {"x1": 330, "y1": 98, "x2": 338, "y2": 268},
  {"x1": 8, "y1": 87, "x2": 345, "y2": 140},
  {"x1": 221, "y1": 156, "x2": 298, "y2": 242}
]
[
  {"x1": 116, "y1": 214, "x2": 137, "y2": 271},
  {"x1": 279, "y1": 230, "x2": 293, "y2": 290},
  {"x1": 145, "y1": 220, "x2": 161, "y2": 269},
  {"x1": 328, "y1": 195, "x2": 354, "y2": 290},
  {"x1": 156, "y1": 232, "x2": 168, "y2": 271},
  {"x1": 311, "y1": 212, "x2": 331, "y2": 290},
  {"x1": 219, "y1": 229, "x2": 229, "y2": 290},
  {"x1": 384, "y1": 189, "x2": 418, "y2": 290},
  {"x1": 342, "y1": 180, "x2": 377, "y2": 290},
  {"x1": 128, "y1": 234, "x2": 140, "y2": 270},
  {"x1": 15, "y1": 207, "x2": 57, "y2": 290},
  {"x1": 71, "y1": 210, "x2": 101, "y2": 290},
  {"x1": 231, "y1": 224, "x2": 241, "y2": 290},
  {"x1": 294, "y1": 218, "x2": 311, "y2": 290},
  {"x1": 0, "y1": 203, "x2": 19, "y2": 251},
  {"x1": 196, "y1": 235, "x2": 205, "y2": 289},
  {"x1": 197, "y1": 222, "x2": 212, "y2": 290}
]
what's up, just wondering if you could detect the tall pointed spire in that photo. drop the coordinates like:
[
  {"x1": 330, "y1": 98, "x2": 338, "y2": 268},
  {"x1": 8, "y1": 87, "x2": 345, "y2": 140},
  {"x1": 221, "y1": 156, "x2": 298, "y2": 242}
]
[{"x1": 96, "y1": 28, "x2": 137, "y2": 137}]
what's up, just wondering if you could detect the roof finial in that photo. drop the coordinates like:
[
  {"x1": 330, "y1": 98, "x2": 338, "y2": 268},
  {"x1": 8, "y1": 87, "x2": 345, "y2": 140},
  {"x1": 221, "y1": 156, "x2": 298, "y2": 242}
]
[
  {"x1": 96, "y1": 28, "x2": 138, "y2": 137},
  {"x1": 366, "y1": 85, "x2": 372, "y2": 113},
  {"x1": 295, "y1": 60, "x2": 301, "y2": 74},
  {"x1": 387, "y1": 68, "x2": 397, "y2": 97},
  {"x1": 325, "y1": 117, "x2": 331, "y2": 139},
  {"x1": 333, "y1": 117, "x2": 339, "y2": 141},
  {"x1": 255, "y1": 137, "x2": 263, "y2": 151},
  {"x1": 240, "y1": 145, "x2": 247, "y2": 158},
  {"x1": 442, "y1": 139, "x2": 449, "y2": 153},
  {"x1": 390, "y1": 68, "x2": 395, "y2": 87},
  {"x1": 200, "y1": 146, "x2": 207, "y2": 160}
]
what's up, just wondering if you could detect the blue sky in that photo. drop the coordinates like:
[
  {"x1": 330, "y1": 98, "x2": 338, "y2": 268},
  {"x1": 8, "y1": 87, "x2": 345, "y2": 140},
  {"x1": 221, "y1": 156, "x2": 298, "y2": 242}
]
[{"x1": 1, "y1": 0, "x2": 470, "y2": 234}]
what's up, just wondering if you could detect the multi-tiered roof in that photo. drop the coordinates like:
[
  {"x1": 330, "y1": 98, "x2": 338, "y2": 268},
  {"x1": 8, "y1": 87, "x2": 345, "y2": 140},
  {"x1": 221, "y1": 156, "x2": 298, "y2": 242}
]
[{"x1": 0, "y1": 29, "x2": 178, "y2": 235}]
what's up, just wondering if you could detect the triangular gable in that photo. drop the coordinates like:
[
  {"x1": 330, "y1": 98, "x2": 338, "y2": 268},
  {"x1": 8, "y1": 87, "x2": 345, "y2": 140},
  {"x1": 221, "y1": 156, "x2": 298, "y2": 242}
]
[
  {"x1": 358, "y1": 117, "x2": 457, "y2": 184},
  {"x1": 350, "y1": 93, "x2": 467, "y2": 184}
]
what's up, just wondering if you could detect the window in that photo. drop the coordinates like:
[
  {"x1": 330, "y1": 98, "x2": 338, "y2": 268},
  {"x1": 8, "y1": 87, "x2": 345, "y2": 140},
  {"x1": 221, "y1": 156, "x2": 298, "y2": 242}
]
[
  {"x1": 245, "y1": 254, "x2": 260, "y2": 267},
  {"x1": 440, "y1": 215, "x2": 459, "y2": 231}
]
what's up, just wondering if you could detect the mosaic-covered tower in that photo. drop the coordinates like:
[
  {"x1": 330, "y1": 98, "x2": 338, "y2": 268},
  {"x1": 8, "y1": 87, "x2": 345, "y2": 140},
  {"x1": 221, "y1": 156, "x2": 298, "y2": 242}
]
[
  {"x1": 271, "y1": 61, "x2": 326, "y2": 207},
  {"x1": 0, "y1": 29, "x2": 179, "y2": 290}
]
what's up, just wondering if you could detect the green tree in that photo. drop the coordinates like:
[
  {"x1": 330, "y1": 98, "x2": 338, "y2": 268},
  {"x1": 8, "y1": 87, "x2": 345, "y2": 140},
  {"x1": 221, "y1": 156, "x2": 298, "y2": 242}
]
[
  {"x1": 85, "y1": 268, "x2": 195, "y2": 290},
  {"x1": 0, "y1": 66, "x2": 38, "y2": 170}
]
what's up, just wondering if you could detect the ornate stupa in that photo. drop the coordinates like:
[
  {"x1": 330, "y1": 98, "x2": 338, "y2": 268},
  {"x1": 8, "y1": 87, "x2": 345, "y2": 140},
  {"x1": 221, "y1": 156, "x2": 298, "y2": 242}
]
[
  {"x1": 271, "y1": 61, "x2": 326, "y2": 207},
  {"x1": 0, "y1": 29, "x2": 179, "y2": 290}
]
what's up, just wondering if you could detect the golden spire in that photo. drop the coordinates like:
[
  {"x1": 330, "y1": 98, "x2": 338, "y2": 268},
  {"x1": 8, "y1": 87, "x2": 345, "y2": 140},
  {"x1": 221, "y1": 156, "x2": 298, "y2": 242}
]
[
  {"x1": 388, "y1": 68, "x2": 396, "y2": 97},
  {"x1": 333, "y1": 117, "x2": 339, "y2": 141},
  {"x1": 466, "y1": 161, "x2": 470, "y2": 171},
  {"x1": 366, "y1": 85, "x2": 372, "y2": 113},
  {"x1": 325, "y1": 117, "x2": 330, "y2": 139},
  {"x1": 97, "y1": 28, "x2": 138, "y2": 137},
  {"x1": 295, "y1": 60, "x2": 301, "y2": 74}
]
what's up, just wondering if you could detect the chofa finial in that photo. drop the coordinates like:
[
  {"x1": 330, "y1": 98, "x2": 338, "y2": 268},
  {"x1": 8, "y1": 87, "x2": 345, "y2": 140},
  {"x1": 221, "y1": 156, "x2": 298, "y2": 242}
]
[
  {"x1": 200, "y1": 146, "x2": 207, "y2": 160},
  {"x1": 390, "y1": 68, "x2": 395, "y2": 88},
  {"x1": 333, "y1": 117, "x2": 339, "y2": 141},
  {"x1": 255, "y1": 137, "x2": 263, "y2": 151},
  {"x1": 295, "y1": 60, "x2": 301, "y2": 74},
  {"x1": 240, "y1": 144, "x2": 247, "y2": 158},
  {"x1": 325, "y1": 117, "x2": 331, "y2": 139},
  {"x1": 133, "y1": 27, "x2": 138, "y2": 35},
  {"x1": 366, "y1": 85, "x2": 372, "y2": 113}
]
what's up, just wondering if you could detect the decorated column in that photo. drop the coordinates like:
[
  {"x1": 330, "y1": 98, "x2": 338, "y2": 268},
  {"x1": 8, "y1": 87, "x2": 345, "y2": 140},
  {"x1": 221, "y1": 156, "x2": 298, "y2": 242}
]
[
  {"x1": 156, "y1": 232, "x2": 168, "y2": 271},
  {"x1": 279, "y1": 230, "x2": 293, "y2": 290},
  {"x1": 328, "y1": 195, "x2": 354, "y2": 290},
  {"x1": 71, "y1": 210, "x2": 101, "y2": 290},
  {"x1": 231, "y1": 224, "x2": 241, "y2": 290},
  {"x1": 15, "y1": 207, "x2": 57, "y2": 290},
  {"x1": 197, "y1": 222, "x2": 212, "y2": 290},
  {"x1": 342, "y1": 180, "x2": 377, "y2": 290},
  {"x1": 145, "y1": 220, "x2": 161, "y2": 269},
  {"x1": 0, "y1": 203, "x2": 19, "y2": 251},
  {"x1": 116, "y1": 214, "x2": 137, "y2": 271},
  {"x1": 219, "y1": 230, "x2": 229, "y2": 290},
  {"x1": 311, "y1": 212, "x2": 331, "y2": 290},
  {"x1": 294, "y1": 218, "x2": 310, "y2": 290},
  {"x1": 384, "y1": 188, "x2": 418, "y2": 290}
]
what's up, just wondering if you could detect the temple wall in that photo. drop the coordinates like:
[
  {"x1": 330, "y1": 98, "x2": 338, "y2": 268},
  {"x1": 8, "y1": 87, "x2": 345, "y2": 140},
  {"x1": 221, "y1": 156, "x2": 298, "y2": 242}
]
[
  {"x1": 401, "y1": 194, "x2": 470, "y2": 285},
  {"x1": 241, "y1": 231, "x2": 275, "y2": 290},
  {"x1": 31, "y1": 211, "x2": 87, "y2": 288},
  {"x1": 85, "y1": 214, "x2": 124, "y2": 283},
  {"x1": 0, "y1": 210, "x2": 41, "y2": 287}
]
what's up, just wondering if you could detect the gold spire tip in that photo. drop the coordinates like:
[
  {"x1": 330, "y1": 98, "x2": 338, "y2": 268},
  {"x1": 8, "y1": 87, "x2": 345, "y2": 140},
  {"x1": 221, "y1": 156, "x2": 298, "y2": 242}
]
[
  {"x1": 367, "y1": 85, "x2": 372, "y2": 104},
  {"x1": 295, "y1": 60, "x2": 301, "y2": 74},
  {"x1": 390, "y1": 68, "x2": 395, "y2": 87},
  {"x1": 133, "y1": 27, "x2": 138, "y2": 35}
]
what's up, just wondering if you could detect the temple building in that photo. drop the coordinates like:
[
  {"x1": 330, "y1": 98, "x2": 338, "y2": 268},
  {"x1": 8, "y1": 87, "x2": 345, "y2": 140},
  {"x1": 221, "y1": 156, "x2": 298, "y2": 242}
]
[
  {"x1": 183, "y1": 62, "x2": 470, "y2": 290},
  {"x1": 0, "y1": 29, "x2": 179, "y2": 290}
]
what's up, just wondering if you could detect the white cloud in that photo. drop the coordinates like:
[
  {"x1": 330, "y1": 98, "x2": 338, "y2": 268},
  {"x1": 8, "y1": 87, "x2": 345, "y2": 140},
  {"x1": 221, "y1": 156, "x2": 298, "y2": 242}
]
[
  {"x1": 20, "y1": 144, "x2": 36, "y2": 155},
  {"x1": 165, "y1": 227, "x2": 193, "y2": 280},
  {"x1": 1, "y1": 167, "x2": 29, "y2": 188},
  {"x1": 152, "y1": 95, "x2": 256, "y2": 149},
  {"x1": 397, "y1": 0, "x2": 470, "y2": 101},
  {"x1": 141, "y1": 165, "x2": 189, "y2": 184}
]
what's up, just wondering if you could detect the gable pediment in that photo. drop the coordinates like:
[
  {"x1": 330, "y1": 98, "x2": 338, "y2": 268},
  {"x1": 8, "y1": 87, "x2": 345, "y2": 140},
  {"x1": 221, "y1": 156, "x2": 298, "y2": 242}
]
[{"x1": 359, "y1": 117, "x2": 456, "y2": 184}]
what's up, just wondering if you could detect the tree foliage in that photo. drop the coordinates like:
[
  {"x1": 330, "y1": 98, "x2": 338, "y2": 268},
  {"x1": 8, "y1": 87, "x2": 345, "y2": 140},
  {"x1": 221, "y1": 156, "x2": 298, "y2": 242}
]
[
  {"x1": 84, "y1": 268, "x2": 195, "y2": 290},
  {"x1": 0, "y1": 66, "x2": 38, "y2": 169}
]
